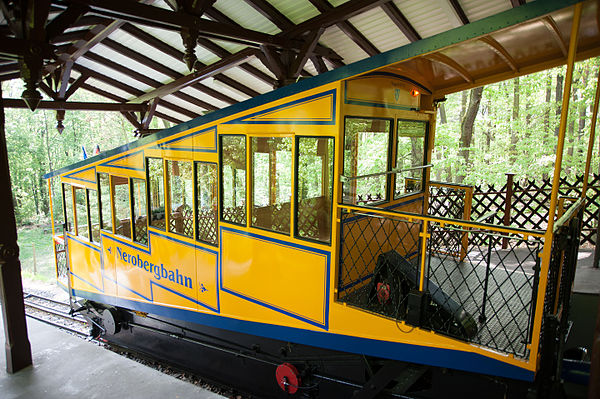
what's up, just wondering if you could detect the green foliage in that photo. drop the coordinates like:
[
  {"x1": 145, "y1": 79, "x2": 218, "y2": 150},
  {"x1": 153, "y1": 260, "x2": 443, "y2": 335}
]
[
  {"x1": 3, "y1": 79, "x2": 163, "y2": 226},
  {"x1": 433, "y1": 57, "x2": 600, "y2": 187}
]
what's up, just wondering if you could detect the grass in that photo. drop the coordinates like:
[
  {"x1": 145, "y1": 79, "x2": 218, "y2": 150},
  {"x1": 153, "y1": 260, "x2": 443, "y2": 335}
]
[{"x1": 17, "y1": 225, "x2": 56, "y2": 282}]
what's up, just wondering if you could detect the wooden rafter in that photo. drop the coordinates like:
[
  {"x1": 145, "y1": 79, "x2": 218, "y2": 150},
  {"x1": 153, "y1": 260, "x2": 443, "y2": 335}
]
[
  {"x1": 289, "y1": 28, "x2": 325, "y2": 78},
  {"x1": 129, "y1": 47, "x2": 257, "y2": 104},
  {"x1": 479, "y1": 36, "x2": 518, "y2": 73},
  {"x1": 448, "y1": 0, "x2": 469, "y2": 25},
  {"x1": 510, "y1": 0, "x2": 526, "y2": 7},
  {"x1": 381, "y1": 2, "x2": 421, "y2": 42},
  {"x1": 45, "y1": 3, "x2": 89, "y2": 39},
  {"x1": 2, "y1": 99, "x2": 147, "y2": 111},
  {"x1": 425, "y1": 53, "x2": 473, "y2": 83},
  {"x1": 308, "y1": 0, "x2": 379, "y2": 57},
  {"x1": 542, "y1": 16, "x2": 568, "y2": 57}
]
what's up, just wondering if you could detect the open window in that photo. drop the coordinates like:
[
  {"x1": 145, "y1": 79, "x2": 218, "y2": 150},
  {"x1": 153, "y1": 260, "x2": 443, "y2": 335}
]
[
  {"x1": 63, "y1": 183, "x2": 74, "y2": 233},
  {"x1": 112, "y1": 176, "x2": 131, "y2": 239},
  {"x1": 342, "y1": 117, "x2": 392, "y2": 205},
  {"x1": 167, "y1": 160, "x2": 193, "y2": 238},
  {"x1": 98, "y1": 173, "x2": 113, "y2": 233},
  {"x1": 220, "y1": 135, "x2": 246, "y2": 225},
  {"x1": 74, "y1": 187, "x2": 88, "y2": 238},
  {"x1": 251, "y1": 136, "x2": 292, "y2": 234},
  {"x1": 147, "y1": 157, "x2": 166, "y2": 230},
  {"x1": 196, "y1": 162, "x2": 217, "y2": 245},
  {"x1": 132, "y1": 178, "x2": 148, "y2": 244},
  {"x1": 88, "y1": 189, "x2": 100, "y2": 242},
  {"x1": 296, "y1": 137, "x2": 334, "y2": 243},
  {"x1": 394, "y1": 120, "x2": 427, "y2": 198}
]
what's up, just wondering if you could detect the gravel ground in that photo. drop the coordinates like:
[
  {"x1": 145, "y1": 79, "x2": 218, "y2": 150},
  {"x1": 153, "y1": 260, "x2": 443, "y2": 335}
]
[{"x1": 21, "y1": 277, "x2": 250, "y2": 399}]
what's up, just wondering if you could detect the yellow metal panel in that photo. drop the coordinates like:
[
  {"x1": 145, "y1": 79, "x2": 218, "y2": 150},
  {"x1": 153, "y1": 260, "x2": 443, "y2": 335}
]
[
  {"x1": 67, "y1": 235, "x2": 103, "y2": 293},
  {"x1": 100, "y1": 235, "x2": 118, "y2": 297},
  {"x1": 62, "y1": 166, "x2": 97, "y2": 189},
  {"x1": 196, "y1": 246, "x2": 219, "y2": 311},
  {"x1": 221, "y1": 228, "x2": 328, "y2": 327},
  {"x1": 344, "y1": 76, "x2": 421, "y2": 110}
]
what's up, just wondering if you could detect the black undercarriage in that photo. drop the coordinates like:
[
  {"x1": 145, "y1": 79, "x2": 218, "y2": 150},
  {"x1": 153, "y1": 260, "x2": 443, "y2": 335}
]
[{"x1": 80, "y1": 302, "x2": 535, "y2": 399}]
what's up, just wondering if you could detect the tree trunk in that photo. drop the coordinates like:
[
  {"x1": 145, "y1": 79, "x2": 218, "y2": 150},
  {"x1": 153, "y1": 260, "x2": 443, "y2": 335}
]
[
  {"x1": 555, "y1": 73, "x2": 564, "y2": 138},
  {"x1": 460, "y1": 90, "x2": 468, "y2": 120},
  {"x1": 510, "y1": 77, "x2": 520, "y2": 163},
  {"x1": 438, "y1": 103, "x2": 447, "y2": 124},
  {"x1": 458, "y1": 87, "x2": 484, "y2": 183},
  {"x1": 544, "y1": 71, "x2": 552, "y2": 134}
]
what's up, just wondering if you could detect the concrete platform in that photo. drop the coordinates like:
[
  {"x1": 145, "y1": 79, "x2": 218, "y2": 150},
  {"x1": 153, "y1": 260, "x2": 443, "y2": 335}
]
[{"x1": 0, "y1": 315, "x2": 225, "y2": 399}]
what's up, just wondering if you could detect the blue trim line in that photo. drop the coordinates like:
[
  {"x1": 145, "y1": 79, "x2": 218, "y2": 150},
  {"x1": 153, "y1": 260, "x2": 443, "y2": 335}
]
[
  {"x1": 219, "y1": 226, "x2": 330, "y2": 330},
  {"x1": 64, "y1": 165, "x2": 96, "y2": 184},
  {"x1": 70, "y1": 271, "x2": 104, "y2": 292},
  {"x1": 70, "y1": 289, "x2": 535, "y2": 382},
  {"x1": 67, "y1": 234, "x2": 101, "y2": 252},
  {"x1": 99, "y1": 150, "x2": 144, "y2": 172},
  {"x1": 155, "y1": 127, "x2": 217, "y2": 153},
  {"x1": 43, "y1": 0, "x2": 581, "y2": 180},
  {"x1": 224, "y1": 89, "x2": 336, "y2": 125},
  {"x1": 69, "y1": 229, "x2": 220, "y2": 312}
]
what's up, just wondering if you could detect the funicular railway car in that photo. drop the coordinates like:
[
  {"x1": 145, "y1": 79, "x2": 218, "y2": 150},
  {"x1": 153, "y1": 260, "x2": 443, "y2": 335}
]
[{"x1": 43, "y1": 1, "x2": 600, "y2": 397}]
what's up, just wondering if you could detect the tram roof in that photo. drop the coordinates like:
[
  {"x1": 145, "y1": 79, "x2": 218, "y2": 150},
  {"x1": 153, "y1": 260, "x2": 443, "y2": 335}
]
[{"x1": 42, "y1": 0, "x2": 599, "y2": 179}]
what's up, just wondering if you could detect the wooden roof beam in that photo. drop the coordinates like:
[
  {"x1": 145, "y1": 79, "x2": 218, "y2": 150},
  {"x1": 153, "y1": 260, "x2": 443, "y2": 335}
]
[
  {"x1": 70, "y1": 0, "x2": 288, "y2": 47},
  {"x1": 425, "y1": 53, "x2": 473, "y2": 83},
  {"x1": 45, "y1": 3, "x2": 89, "y2": 40},
  {"x1": 510, "y1": 0, "x2": 526, "y2": 7},
  {"x1": 243, "y1": 0, "x2": 293, "y2": 30},
  {"x1": 542, "y1": 16, "x2": 568, "y2": 58},
  {"x1": 448, "y1": 0, "x2": 469, "y2": 25},
  {"x1": 479, "y1": 36, "x2": 518, "y2": 72},
  {"x1": 128, "y1": 47, "x2": 257, "y2": 104},
  {"x1": 308, "y1": 0, "x2": 379, "y2": 57},
  {"x1": 381, "y1": 2, "x2": 421, "y2": 42},
  {"x1": 2, "y1": 99, "x2": 147, "y2": 111}
]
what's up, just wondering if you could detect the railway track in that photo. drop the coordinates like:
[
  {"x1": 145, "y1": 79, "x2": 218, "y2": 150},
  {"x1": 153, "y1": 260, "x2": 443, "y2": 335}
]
[{"x1": 23, "y1": 292, "x2": 90, "y2": 336}]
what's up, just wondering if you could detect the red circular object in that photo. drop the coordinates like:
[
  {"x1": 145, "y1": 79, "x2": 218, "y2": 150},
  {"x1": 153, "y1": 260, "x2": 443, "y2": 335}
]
[
  {"x1": 377, "y1": 282, "x2": 390, "y2": 304},
  {"x1": 276, "y1": 363, "x2": 300, "y2": 394}
]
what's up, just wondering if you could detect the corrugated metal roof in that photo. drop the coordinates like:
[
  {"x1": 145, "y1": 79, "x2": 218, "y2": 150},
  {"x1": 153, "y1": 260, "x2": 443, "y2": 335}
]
[{"x1": 0, "y1": 0, "x2": 596, "y2": 131}]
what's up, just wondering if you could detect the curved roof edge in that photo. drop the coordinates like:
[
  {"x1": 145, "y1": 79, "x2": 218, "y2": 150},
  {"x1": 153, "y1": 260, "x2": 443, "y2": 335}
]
[{"x1": 43, "y1": 0, "x2": 581, "y2": 180}]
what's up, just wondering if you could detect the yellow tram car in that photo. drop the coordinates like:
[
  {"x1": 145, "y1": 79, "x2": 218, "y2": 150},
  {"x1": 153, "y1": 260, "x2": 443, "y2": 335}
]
[{"x1": 43, "y1": 1, "x2": 600, "y2": 396}]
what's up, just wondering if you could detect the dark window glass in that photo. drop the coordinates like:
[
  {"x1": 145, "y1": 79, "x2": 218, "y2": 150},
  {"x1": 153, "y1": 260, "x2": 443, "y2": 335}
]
[
  {"x1": 221, "y1": 135, "x2": 246, "y2": 225},
  {"x1": 98, "y1": 173, "x2": 112, "y2": 232},
  {"x1": 296, "y1": 137, "x2": 334, "y2": 243},
  {"x1": 63, "y1": 184, "x2": 74, "y2": 233},
  {"x1": 251, "y1": 136, "x2": 292, "y2": 234},
  {"x1": 147, "y1": 158, "x2": 166, "y2": 230},
  {"x1": 395, "y1": 120, "x2": 427, "y2": 198},
  {"x1": 132, "y1": 178, "x2": 148, "y2": 244},
  {"x1": 51, "y1": 178, "x2": 64, "y2": 235},
  {"x1": 167, "y1": 160, "x2": 193, "y2": 238},
  {"x1": 112, "y1": 176, "x2": 131, "y2": 239},
  {"x1": 196, "y1": 162, "x2": 217, "y2": 245},
  {"x1": 89, "y1": 189, "x2": 100, "y2": 242},
  {"x1": 74, "y1": 187, "x2": 88, "y2": 238},
  {"x1": 343, "y1": 117, "x2": 391, "y2": 205}
]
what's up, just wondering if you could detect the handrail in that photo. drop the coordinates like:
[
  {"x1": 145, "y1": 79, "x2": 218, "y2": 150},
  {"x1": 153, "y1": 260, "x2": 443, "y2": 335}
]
[
  {"x1": 339, "y1": 204, "x2": 545, "y2": 238},
  {"x1": 340, "y1": 164, "x2": 432, "y2": 182},
  {"x1": 553, "y1": 197, "x2": 585, "y2": 233},
  {"x1": 429, "y1": 180, "x2": 474, "y2": 189}
]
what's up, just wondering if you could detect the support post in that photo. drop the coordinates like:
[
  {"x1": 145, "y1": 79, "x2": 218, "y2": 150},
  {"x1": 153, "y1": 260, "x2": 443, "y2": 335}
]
[
  {"x1": 502, "y1": 172, "x2": 514, "y2": 249},
  {"x1": 0, "y1": 85, "x2": 32, "y2": 373},
  {"x1": 547, "y1": 3, "x2": 582, "y2": 234}
]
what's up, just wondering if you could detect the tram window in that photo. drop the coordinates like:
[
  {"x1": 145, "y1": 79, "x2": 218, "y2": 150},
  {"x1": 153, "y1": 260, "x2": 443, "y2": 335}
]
[
  {"x1": 251, "y1": 137, "x2": 292, "y2": 234},
  {"x1": 167, "y1": 160, "x2": 194, "y2": 238},
  {"x1": 112, "y1": 176, "x2": 131, "y2": 239},
  {"x1": 63, "y1": 184, "x2": 74, "y2": 233},
  {"x1": 98, "y1": 173, "x2": 113, "y2": 232},
  {"x1": 395, "y1": 120, "x2": 427, "y2": 198},
  {"x1": 196, "y1": 162, "x2": 217, "y2": 245},
  {"x1": 74, "y1": 187, "x2": 89, "y2": 238},
  {"x1": 296, "y1": 137, "x2": 334, "y2": 243},
  {"x1": 343, "y1": 117, "x2": 391, "y2": 205},
  {"x1": 220, "y1": 135, "x2": 246, "y2": 225},
  {"x1": 51, "y1": 178, "x2": 64, "y2": 235},
  {"x1": 147, "y1": 158, "x2": 166, "y2": 230},
  {"x1": 88, "y1": 189, "x2": 100, "y2": 242},
  {"x1": 132, "y1": 178, "x2": 148, "y2": 244}
]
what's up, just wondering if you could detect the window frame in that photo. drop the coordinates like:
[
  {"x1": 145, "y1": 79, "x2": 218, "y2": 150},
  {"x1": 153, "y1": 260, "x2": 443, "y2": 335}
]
[
  {"x1": 111, "y1": 174, "x2": 133, "y2": 240},
  {"x1": 88, "y1": 187, "x2": 100, "y2": 243},
  {"x1": 392, "y1": 118, "x2": 429, "y2": 200},
  {"x1": 219, "y1": 134, "x2": 247, "y2": 227},
  {"x1": 249, "y1": 134, "x2": 294, "y2": 237},
  {"x1": 146, "y1": 157, "x2": 167, "y2": 232},
  {"x1": 194, "y1": 161, "x2": 218, "y2": 246},
  {"x1": 165, "y1": 158, "x2": 195, "y2": 239},
  {"x1": 62, "y1": 183, "x2": 74, "y2": 234},
  {"x1": 342, "y1": 115, "x2": 394, "y2": 206},
  {"x1": 97, "y1": 172, "x2": 113, "y2": 234},
  {"x1": 293, "y1": 135, "x2": 335, "y2": 245},
  {"x1": 130, "y1": 177, "x2": 149, "y2": 246}
]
